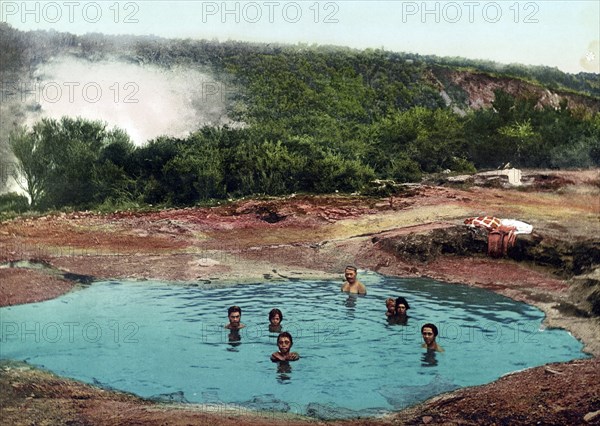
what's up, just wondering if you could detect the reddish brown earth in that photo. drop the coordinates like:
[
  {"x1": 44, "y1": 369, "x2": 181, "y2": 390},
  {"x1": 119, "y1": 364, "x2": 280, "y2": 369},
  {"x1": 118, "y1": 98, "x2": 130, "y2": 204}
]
[
  {"x1": 1, "y1": 169, "x2": 599, "y2": 425},
  {"x1": 0, "y1": 268, "x2": 73, "y2": 306}
]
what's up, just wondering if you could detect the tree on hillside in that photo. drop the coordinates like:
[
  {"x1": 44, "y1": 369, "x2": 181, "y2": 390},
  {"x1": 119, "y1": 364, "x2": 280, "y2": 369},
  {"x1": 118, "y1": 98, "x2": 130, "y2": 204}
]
[
  {"x1": 366, "y1": 106, "x2": 471, "y2": 176},
  {"x1": 40, "y1": 117, "x2": 130, "y2": 208},
  {"x1": 9, "y1": 117, "x2": 134, "y2": 209},
  {"x1": 93, "y1": 127, "x2": 137, "y2": 206},
  {"x1": 163, "y1": 133, "x2": 225, "y2": 204}
]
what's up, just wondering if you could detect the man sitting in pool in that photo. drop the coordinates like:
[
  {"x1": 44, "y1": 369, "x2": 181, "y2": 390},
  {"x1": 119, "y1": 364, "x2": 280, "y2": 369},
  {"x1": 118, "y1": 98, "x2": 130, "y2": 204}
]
[
  {"x1": 421, "y1": 323, "x2": 444, "y2": 352},
  {"x1": 340, "y1": 265, "x2": 367, "y2": 295},
  {"x1": 268, "y1": 308, "x2": 283, "y2": 333},
  {"x1": 271, "y1": 331, "x2": 300, "y2": 362},
  {"x1": 224, "y1": 305, "x2": 246, "y2": 329}
]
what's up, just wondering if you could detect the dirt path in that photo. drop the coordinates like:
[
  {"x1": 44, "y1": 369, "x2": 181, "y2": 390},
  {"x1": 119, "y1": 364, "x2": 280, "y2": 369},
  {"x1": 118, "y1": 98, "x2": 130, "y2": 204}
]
[{"x1": 1, "y1": 170, "x2": 599, "y2": 425}]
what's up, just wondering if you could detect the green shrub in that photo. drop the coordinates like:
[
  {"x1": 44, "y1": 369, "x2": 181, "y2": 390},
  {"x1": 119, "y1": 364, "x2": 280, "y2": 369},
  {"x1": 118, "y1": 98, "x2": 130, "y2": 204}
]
[{"x1": 0, "y1": 192, "x2": 30, "y2": 213}]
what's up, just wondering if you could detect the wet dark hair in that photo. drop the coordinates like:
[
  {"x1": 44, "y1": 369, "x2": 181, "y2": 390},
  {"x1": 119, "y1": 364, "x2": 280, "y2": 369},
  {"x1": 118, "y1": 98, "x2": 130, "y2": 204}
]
[
  {"x1": 345, "y1": 265, "x2": 357, "y2": 272},
  {"x1": 395, "y1": 296, "x2": 411, "y2": 311},
  {"x1": 277, "y1": 331, "x2": 293, "y2": 346},
  {"x1": 421, "y1": 323, "x2": 438, "y2": 337},
  {"x1": 228, "y1": 305, "x2": 242, "y2": 316},
  {"x1": 269, "y1": 308, "x2": 283, "y2": 322}
]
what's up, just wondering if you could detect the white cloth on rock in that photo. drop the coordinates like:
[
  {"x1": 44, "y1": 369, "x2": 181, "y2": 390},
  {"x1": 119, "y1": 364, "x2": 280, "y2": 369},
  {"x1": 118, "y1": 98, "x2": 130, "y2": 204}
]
[{"x1": 500, "y1": 219, "x2": 533, "y2": 234}]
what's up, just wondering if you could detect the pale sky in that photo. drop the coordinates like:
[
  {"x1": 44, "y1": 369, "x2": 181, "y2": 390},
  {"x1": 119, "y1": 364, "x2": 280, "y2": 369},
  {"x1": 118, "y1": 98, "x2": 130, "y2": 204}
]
[{"x1": 1, "y1": 0, "x2": 599, "y2": 74}]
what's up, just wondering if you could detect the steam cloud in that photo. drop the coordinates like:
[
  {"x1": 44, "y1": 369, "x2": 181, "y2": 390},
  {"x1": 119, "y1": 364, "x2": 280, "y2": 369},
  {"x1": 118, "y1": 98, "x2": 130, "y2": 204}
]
[{"x1": 26, "y1": 56, "x2": 235, "y2": 145}]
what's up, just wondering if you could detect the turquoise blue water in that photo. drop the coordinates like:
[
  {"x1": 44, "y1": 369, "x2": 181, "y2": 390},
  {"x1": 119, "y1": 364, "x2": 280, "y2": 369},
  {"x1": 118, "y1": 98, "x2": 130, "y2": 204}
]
[{"x1": 0, "y1": 272, "x2": 589, "y2": 419}]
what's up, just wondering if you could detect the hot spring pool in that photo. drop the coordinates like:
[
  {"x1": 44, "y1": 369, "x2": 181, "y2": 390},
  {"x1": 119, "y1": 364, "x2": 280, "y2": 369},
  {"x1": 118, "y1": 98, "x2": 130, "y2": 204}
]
[{"x1": 0, "y1": 272, "x2": 589, "y2": 419}]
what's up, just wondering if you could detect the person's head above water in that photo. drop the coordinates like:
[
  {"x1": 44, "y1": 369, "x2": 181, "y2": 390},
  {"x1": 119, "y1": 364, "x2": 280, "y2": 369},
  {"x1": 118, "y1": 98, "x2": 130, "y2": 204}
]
[
  {"x1": 341, "y1": 265, "x2": 367, "y2": 294},
  {"x1": 228, "y1": 305, "x2": 242, "y2": 316},
  {"x1": 344, "y1": 265, "x2": 357, "y2": 281},
  {"x1": 271, "y1": 331, "x2": 299, "y2": 362},
  {"x1": 225, "y1": 305, "x2": 245, "y2": 329},
  {"x1": 269, "y1": 308, "x2": 283, "y2": 326},
  {"x1": 421, "y1": 323, "x2": 443, "y2": 352},
  {"x1": 385, "y1": 298, "x2": 395, "y2": 315},
  {"x1": 395, "y1": 297, "x2": 410, "y2": 316},
  {"x1": 421, "y1": 323, "x2": 438, "y2": 336},
  {"x1": 278, "y1": 331, "x2": 293, "y2": 347}
]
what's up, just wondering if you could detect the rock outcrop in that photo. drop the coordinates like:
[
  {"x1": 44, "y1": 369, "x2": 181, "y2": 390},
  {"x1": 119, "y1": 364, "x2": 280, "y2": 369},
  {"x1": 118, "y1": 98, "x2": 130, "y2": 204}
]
[{"x1": 375, "y1": 225, "x2": 600, "y2": 317}]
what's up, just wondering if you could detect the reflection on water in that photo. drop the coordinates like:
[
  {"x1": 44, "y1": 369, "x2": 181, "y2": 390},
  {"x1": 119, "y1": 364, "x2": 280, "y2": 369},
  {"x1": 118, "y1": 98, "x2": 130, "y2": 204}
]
[
  {"x1": 276, "y1": 361, "x2": 292, "y2": 383},
  {"x1": 227, "y1": 329, "x2": 241, "y2": 351},
  {"x1": 269, "y1": 324, "x2": 282, "y2": 333},
  {"x1": 387, "y1": 315, "x2": 409, "y2": 326},
  {"x1": 422, "y1": 349, "x2": 438, "y2": 367},
  {"x1": 344, "y1": 294, "x2": 357, "y2": 308}
]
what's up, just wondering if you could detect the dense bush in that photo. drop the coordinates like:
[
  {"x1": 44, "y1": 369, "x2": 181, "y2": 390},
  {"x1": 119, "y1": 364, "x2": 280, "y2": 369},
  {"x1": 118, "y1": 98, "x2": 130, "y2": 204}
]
[
  {"x1": 0, "y1": 192, "x2": 29, "y2": 213},
  {"x1": 10, "y1": 91, "x2": 599, "y2": 211}
]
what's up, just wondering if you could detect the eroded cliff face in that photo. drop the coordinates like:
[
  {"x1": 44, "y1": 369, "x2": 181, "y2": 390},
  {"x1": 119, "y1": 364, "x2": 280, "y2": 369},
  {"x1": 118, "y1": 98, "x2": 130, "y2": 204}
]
[{"x1": 429, "y1": 67, "x2": 600, "y2": 112}]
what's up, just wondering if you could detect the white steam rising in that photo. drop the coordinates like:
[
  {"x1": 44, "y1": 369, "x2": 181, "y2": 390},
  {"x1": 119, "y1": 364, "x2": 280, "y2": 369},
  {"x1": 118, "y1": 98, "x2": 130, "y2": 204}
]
[{"x1": 27, "y1": 56, "x2": 235, "y2": 145}]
